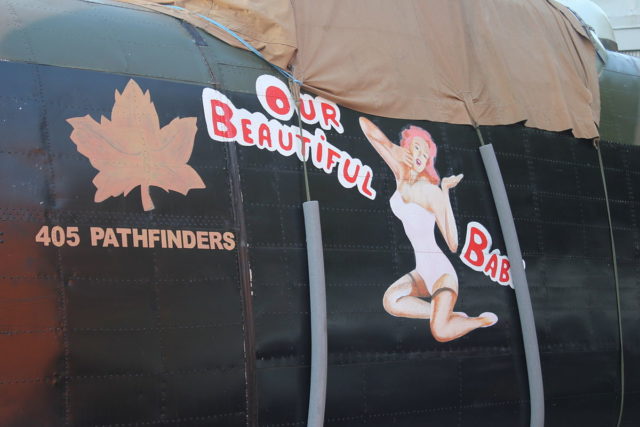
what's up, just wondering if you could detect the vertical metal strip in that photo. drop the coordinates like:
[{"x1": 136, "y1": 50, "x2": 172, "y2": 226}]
[
  {"x1": 478, "y1": 143, "x2": 545, "y2": 427},
  {"x1": 595, "y1": 140, "x2": 625, "y2": 427},
  {"x1": 177, "y1": 21, "x2": 218, "y2": 87},
  {"x1": 185, "y1": 27, "x2": 256, "y2": 425},
  {"x1": 227, "y1": 142, "x2": 258, "y2": 427},
  {"x1": 33, "y1": 62, "x2": 72, "y2": 427}
]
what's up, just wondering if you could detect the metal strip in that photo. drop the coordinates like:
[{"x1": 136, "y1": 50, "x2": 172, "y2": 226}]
[
  {"x1": 595, "y1": 139, "x2": 625, "y2": 427},
  {"x1": 185, "y1": 26, "x2": 256, "y2": 424},
  {"x1": 164, "y1": 5, "x2": 301, "y2": 84},
  {"x1": 180, "y1": 20, "x2": 208, "y2": 46},
  {"x1": 227, "y1": 141, "x2": 258, "y2": 427}
]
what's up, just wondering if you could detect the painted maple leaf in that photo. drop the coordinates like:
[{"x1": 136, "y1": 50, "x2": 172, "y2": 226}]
[{"x1": 67, "y1": 79, "x2": 205, "y2": 211}]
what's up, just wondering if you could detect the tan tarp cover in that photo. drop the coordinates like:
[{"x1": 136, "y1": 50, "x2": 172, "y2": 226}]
[{"x1": 118, "y1": 0, "x2": 600, "y2": 139}]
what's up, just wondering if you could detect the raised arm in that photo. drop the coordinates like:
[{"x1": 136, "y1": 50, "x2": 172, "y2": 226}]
[
  {"x1": 431, "y1": 175, "x2": 463, "y2": 252},
  {"x1": 359, "y1": 117, "x2": 406, "y2": 179}
]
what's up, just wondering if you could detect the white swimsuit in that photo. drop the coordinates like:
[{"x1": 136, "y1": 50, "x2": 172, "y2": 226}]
[{"x1": 389, "y1": 190, "x2": 457, "y2": 294}]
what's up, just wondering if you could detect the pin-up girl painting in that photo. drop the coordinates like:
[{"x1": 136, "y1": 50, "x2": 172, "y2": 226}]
[{"x1": 359, "y1": 118, "x2": 497, "y2": 342}]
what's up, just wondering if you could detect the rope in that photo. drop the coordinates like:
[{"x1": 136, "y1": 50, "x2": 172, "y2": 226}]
[
  {"x1": 163, "y1": 5, "x2": 302, "y2": 85},
  {"x1": 473, "y1": 125, "x2": 485, "y2": 146},
  {"x1": 595, "y1": 138, "x2": 625, "y2": 427},
  {"x1": 162, "y1": 4, "x2": 310, "y2": 200},
  {"x1": 289, "y1": 79, "x2": 311, "y2": 201},
  {"x1": 460, "y1": 95, "x2": 485, "y2": 147}
]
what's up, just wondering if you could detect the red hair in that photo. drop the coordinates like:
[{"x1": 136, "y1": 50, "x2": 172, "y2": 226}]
[{"x1": 400, "y1": 126, "x2": 440, "y2": 185}]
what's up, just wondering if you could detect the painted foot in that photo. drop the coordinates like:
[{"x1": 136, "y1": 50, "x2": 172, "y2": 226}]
[
  {"x1": 478, "y1": 312, "x2": 498, "y2": 328},
  {"x1": 453, "y1": 311, "x2": 469, "y2": 318}
]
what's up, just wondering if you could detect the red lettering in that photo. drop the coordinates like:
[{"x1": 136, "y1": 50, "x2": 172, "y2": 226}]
[
  {"x1": 278, "y1": 129, "x2": 294, "y2": 152},
  {"x1": 296, "y1": 134, "x2": 311, "y2": 158},
  {"x1": 315, "y1": 141, "x2": 324, "y2": 163},
  {"x1": 499, "y1": 258, "x2": 511, "y2": 284},
  {"x1": 360, "y1": 169, "x2": 374, "y2": 198},
  {"x1": 463, "y1": 226, "x2": 488, "y2": 268},
  {"x1": 210, "y1": 100, "x2": 236, "y2": 138},
  {"x1": 342, "y1": 158, "x2": 360, "y2": 184},
  {"x1": 266, "y1": 85, "x2": 290, "y2": 116},
  {"x1": 258, "y1": 123, "x2": 273, "y2": 148},
  {"x1": 325, "y1": 147, "x2": 342, "y2": 171},
  {"x1": 320, "y1": 102, "x2": 340, "y2": 130},
  {"x1": 241, "y1": 119, "x2": 254, "y2": 145},
  {"x1": 484, "y1": 253, "x2": 499, "y2": 279},
  {"x1": 300, "y1": 97, "x2": 316, "y2": 121}
]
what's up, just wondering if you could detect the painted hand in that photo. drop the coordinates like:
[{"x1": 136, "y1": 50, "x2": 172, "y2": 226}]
[
  {"x1": 441, "y1": 174, "x2": 463, "y2": 190},
  {"x1": 359, "y1": 117, "x2": 385, "y2": 141},
  {"x1": 402, "y1": 149, "x2": 413, "y2": 169}
]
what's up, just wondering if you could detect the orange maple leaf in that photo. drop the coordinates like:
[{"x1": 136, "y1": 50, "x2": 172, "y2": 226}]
[{"x1": 67, "y1": 79, "x2": 205, "y2": 211}]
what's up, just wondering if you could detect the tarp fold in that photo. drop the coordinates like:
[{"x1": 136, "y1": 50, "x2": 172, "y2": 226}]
[{"x1": 118, "y1": 0, "x2": 600, "y2": 139}]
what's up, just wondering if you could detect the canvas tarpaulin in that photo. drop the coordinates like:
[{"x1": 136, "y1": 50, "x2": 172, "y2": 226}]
[{"x1": 117, "y1": 0, "x2": 600, "y2": 139}]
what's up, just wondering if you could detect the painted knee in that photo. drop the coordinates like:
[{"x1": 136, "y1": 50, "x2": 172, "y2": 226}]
[
  {"x1": 382, "y1": 287, "x2": 402, "y2": 316},
  {"x1": 430, "y1": 320, "x2": 454, "y2": 343},
  {"x1": 438, "y1": 274, "x2": 459, "y2": 294}
]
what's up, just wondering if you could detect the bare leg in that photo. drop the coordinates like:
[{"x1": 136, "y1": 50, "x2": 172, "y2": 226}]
[
  {"x1": 382, "y1": 271, "x2": 431, "y2": 319},
  {"x1": 429, "y1": 274, "x2": 497, "y2": 342}
]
